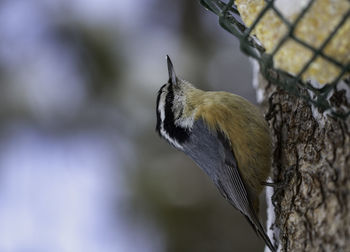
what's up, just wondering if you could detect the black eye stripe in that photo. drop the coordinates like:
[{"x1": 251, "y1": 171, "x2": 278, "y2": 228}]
[{"x1": 162, "y1": 84, "x2": 189, "y2": 143}]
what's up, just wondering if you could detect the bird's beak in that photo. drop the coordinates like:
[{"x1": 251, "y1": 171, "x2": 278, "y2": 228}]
[{"x1": 167, "y1": 55, "x2": 177, "y2": 85}]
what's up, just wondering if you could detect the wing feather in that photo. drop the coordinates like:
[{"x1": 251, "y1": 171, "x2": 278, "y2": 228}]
[
  {"x1": 181, "y1": 119, "x2": 275, "y2": 251},
  {"x1": 182, "y1": 119, "x2": 255, "y2": 216}
]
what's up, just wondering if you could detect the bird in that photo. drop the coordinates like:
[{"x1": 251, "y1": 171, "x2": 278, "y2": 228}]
[{"x1": 156, "y1": 55, "x2": 276, "y2": 251}]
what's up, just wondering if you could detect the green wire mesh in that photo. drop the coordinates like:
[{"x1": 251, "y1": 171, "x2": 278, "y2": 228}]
[{"x1": 200, "y1": 0, "x2": 350, "y2": 119}]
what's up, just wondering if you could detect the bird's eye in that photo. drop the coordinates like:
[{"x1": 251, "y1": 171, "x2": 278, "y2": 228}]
[{"x1": 166, "y1": 94, "x2": 172, "y2": 103}]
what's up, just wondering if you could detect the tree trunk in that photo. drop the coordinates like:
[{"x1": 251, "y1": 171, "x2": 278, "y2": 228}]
[{"x1": 258, "y1": 73, "x2": 350, "y2": 251}]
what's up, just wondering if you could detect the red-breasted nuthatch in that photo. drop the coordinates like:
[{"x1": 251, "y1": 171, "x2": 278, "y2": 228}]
[{"x1": 156, "y1": 56, "x2": 275, "y2": 251}]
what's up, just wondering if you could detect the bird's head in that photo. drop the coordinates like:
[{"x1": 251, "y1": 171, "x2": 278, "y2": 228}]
[{"x1": 155, "y1": 56, "x2": 196, "y2": 148}]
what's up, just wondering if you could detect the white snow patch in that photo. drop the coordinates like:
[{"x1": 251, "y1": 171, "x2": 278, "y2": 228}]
[
  {"x1": 265, "y1": 178, "x2": 280, "y2": 252},
  {"x1": 311, "y1": 105, "x2": 328, "y2": 128},
  {"x1": 337, "y1": 79, "x2": 350, "y2": 101},
  {"x1": 308, "y1": 79, "x2": 324, "y2": 89},
  {"x1": 306, "y1": 78, "x2": 350, "y2": 127},
  {"x1": 250, "y1": 58, "x2": 265, "y2": 103}
]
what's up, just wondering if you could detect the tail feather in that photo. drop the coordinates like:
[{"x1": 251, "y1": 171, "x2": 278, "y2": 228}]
[
  {"x1": 256, "y1": 222, "x2": 276, "y2": 252},
  {"x1": 244, "y1": 215, "x2": 277, "y2": 252}
]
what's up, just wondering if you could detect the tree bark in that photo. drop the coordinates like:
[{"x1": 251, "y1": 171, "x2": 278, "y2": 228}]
[{"x1": 258, "y1": 74, "x2": 350, "y2": 251}]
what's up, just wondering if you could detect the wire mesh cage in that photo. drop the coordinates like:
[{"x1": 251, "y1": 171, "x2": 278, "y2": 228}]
[{"x1": 200, "y1": 0, "x2": 350, "y2": 119}]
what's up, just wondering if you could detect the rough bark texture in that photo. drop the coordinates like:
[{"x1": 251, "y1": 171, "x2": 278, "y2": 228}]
[{"x1": 259, "y1": 75, "x2": 350, "y2": 252}]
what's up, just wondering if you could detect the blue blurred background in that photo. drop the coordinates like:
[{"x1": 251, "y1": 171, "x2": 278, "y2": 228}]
[{"x1": 0, "y1": 0, "x2": 264, "y2": 251}]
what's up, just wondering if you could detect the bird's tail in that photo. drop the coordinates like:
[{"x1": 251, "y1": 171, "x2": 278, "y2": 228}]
[
  {"x1": 244, "y1": 215, "x2": 277, "y2": 252},
  {"x1": 256, "y1": 221, "x2": 276, "y2": 252}
]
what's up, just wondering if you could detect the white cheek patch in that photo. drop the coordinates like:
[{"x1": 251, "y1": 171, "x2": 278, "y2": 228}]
[{"x1": 158, "y1": 91, "x2": 184, "y2": 150}]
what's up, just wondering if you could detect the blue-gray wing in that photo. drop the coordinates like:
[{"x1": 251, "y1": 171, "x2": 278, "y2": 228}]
[
  {"x1": 181, "y1": 119, "x2": 276, "y2": 251},
  {"x1": 181, "y1": 119, "x2": 253, "y2": 216}
]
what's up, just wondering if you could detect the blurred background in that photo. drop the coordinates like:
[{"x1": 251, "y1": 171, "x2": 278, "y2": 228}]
[{"x1": 0, "y1": 0, "x2": 263, "y2": 251}]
